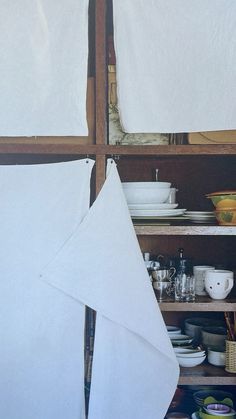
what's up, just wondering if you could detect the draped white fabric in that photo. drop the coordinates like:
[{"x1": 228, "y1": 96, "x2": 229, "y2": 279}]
[
  {"x1": 113, "y1": 0, "x2": 236, "y2": 133},
  {"x1": 0, "y1": 159, "x2": 94, "y2": 419},
  {"x1": 41, "y1": 159, "x2": 179, "y2": 419},
  {"x1": 0, "y1": 0, "x2": 89, "y2": 136}
]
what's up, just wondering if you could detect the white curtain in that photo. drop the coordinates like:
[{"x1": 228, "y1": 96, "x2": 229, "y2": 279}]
[
  {"x1": 0, "y1": 159, "x2": 94, "y2": 419},
  {"x1": 41, "y1": 159, "x2": 179, "y2": 419},
  {"x1": 113, "y1": 0, "x2": 236, "y2": 133},
  {"x1": 0, "y1": 0, "x2": 89, "y2": 136}
]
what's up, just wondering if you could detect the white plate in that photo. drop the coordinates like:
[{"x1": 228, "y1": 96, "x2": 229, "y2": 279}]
[
  {"x1": 130, "y1": 209, "x2": 186, "y2": 217},
  {"x1": 128, "y1": 203, "x2": 178, "y2": 210},
  {"x1": 170, "y1": 334, "x2": 193, "y2": 345},
  {"x1": 167, "y1": 326, "x2": 181, "y2": 334},
  {"x1": 185, "y1": 211, "x2": 214, "y2": 216}
]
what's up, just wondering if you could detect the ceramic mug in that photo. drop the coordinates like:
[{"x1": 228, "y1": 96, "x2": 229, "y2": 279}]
[
  {"x1": 205, "y1": 270, "x2": 234, "y2": 300},
  {"x1": 193, "y1": 265, "x2": 215, "y2": 296}
]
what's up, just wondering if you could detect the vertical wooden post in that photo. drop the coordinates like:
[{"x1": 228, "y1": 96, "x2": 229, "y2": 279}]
[{"x1": 95, "y1": 0, "x2": 107, "y2": 194}]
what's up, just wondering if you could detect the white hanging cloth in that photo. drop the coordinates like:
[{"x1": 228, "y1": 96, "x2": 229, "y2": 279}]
[
  {"x1": 41, "y1": 159, "x2": 179, "y2": 419},
  {"x1": 0, "y1": 0, "x2": 89, "y2": 136},
  {"x1": 0, "y1": 159, "x2": 94, "y2": 419},
  {"x1": 113, "y1": 0, "x2": 236, "y2": 133}
]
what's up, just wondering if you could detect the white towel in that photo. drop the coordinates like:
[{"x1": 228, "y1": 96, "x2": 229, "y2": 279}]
[
  {"x1": 0, "y1": 159, "x2": 94, "y2": 419},
  {"x1": 113, "y1": 0, "x2": 236, "y2": 133},
  {"x1": 41, "y1": 159, "x2": 179, "y2": 419},
  {"x1": 0, "y1": 0, "x2": 89, "y2": 136}
]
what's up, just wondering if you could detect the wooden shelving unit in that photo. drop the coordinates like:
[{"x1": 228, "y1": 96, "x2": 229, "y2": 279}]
[
  {"x1": 0, "y1": 0, "x2": 235, "y2": 407},
  {"x1": 134, "y1": 225, "x2": 236, "y2": 236}
]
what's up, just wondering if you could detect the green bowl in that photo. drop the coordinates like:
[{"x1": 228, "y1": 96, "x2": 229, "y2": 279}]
[{"x1": 206, "y1": 192, "x2": 236, "y2": 209}]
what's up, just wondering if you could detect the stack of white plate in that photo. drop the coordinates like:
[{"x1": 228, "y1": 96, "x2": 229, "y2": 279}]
[
  {"x1": 128, "y1": 204, "x2": 186, "y2": 218},
  {"x1": 170, "y1": 334, "x2": 194, "y2": 346},
  {"x1": 184, "y1": 211, "x2": 216, "y2": 224},
  {"x1": 174, "y1": 347, "x2": 206, "y2": 367}
]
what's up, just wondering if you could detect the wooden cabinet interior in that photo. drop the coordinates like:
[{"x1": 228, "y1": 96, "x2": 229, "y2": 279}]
[{"x1": 0, "y1": 0, "x2": 235, "y2": 408}]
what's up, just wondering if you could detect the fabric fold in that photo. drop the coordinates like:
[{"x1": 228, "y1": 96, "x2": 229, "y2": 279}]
[
  {"x1": 113, "y1": 0, "x2": 236, "y2": 133},
  {"x1": 0, "y1": 158, "x2": 94, "y2": 419},
  {"x1": 41, "y1": 159, "x2": 179, "y2": 418}
]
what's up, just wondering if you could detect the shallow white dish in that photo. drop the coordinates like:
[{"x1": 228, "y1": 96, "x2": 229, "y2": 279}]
[
  {"x1": 167, "y1": 326, "x2": 182, "y2": 334},
  {"x1": 129, "y1": 209, "x2": 186, "y2": 217},
  {"x1": 128, "y1": 203, "x2": 178, "y2": 210},
  {"x1": 204, "y1": 406, "x2": 235, "y2": 416},
  {"x1": 176, "y1": 355, "x2": 206, "y2": 367}
]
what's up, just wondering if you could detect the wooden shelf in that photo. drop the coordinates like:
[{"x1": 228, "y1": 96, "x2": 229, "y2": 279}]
[
  {"x1": 134, "y1": 225, "x2": 236, "y2": 236},
  {"x1": 0, "y1": 142, "x2": 236, "y2": 156},
  {"x1": 179, "y1": 362, "x2": 236, "y2": 385},
  {"x1": 158, "y1": 296, "x2": 236, "y2": 312},
  {"x1": 106, "y1": 144, "x2": 236, "y2": 156}
]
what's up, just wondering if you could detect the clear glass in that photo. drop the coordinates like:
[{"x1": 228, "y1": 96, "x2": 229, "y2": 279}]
[{"x1": 175, "y1": 274, "x2": 195, "y2": 302}]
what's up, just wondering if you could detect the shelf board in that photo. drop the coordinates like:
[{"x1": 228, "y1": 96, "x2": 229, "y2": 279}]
[
  {"x1": 159, "y1": 296, "x2": 236, "y2": 312},
  {"x1": 0, "y1": 142, "x2": 235, "y2": 155},
  {"x1": 106, "y1": 144, "x2": 236, "y2": 156},
  {"x1": 134, "y1": 225, "x2": 236, "y2": 236},
  {"x1": 179, "y1": 362, "x2": 236, "y2": 385}
]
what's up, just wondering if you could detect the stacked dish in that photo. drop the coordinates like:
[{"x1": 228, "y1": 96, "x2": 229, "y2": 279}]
[
  {"x1": 200, "y1": 402, "x2": 236, "y2": 418},
  {"x1": 122, "y1": 182, "x2": 186, "y2": 219},
  {"x1": 192, "y1": 390, "x2": 235, "y2": 419},
  {"x1": 184, "y1": 212, "x2": 216, "y2": 224},
  {"x1": 173, "y1": 347, "x2": 206, "y2": 368},
  {"x1": 170, "y1": 334, "x2": 193, "y2": 346},
  {"x1": 184, "y1": 318, "x2": 225, "y2": 345},
  {"x1": 193, "y1": 390, "x2": 233, "y2": 409}
]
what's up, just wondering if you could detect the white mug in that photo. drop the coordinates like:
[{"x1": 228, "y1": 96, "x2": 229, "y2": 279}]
[
  {"x1": 193, "y1": 265, "x2": 215, "y2": 296},
  {"x1": 205, "y1": 270, "x2": 234, "y2": 300}
]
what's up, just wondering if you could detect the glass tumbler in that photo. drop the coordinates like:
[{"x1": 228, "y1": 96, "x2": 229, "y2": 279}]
[{"x1": 175, "y1": 274, "x2": 195, "y2": 302}]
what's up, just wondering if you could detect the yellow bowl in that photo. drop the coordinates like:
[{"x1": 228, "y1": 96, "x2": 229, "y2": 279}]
[
  {"x1": 206, "y1": 191, "x2": 236, "y2": 210},
  {"x1": 214, "y1": 208, "x2": 236, "y2": 225}
]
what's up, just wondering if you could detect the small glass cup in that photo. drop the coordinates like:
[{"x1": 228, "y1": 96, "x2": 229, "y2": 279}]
[
  {"x1": 153, "y1": 281, "x2": 173, "y2": 302},
  {"x1": 175, "y1": 274, "x2": 195, "y2": 302}
]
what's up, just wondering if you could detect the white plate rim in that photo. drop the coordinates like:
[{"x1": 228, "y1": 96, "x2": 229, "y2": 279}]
[{"x1": 129, "y1": 209, "x2": 186, "y2": 217}]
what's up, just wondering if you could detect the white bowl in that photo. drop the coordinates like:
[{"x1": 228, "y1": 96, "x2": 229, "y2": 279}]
[
  {"x1": 122, "y1": 186, "x2": 171, "y2": 204},
  {"x1": 207, "y1": 348, "x2": 226, "y2": 366},
  {"x1": 174, "y1": 348, "x2": 205, "y2": 358},
  {"x1": 122, "y1": 182, "x2": 171, "y2": 189},
  {"x1": 176, "y1": 355, "x2": 206, "y2": 367}
]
